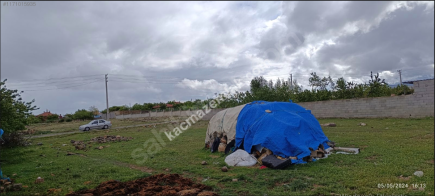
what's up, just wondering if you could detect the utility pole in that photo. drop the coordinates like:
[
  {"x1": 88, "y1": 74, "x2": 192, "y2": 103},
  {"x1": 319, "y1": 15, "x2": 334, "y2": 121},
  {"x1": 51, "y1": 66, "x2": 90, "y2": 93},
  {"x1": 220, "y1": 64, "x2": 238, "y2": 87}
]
[
  {"x1": 397, "y1": 70, "x2": 402, "y2": 86},
  {"x1": 105, "y1": 74, "x2": 109, "y2": 120},
  {"x1": 290, "y1": 74, "x2": 293, "y2": 89}
]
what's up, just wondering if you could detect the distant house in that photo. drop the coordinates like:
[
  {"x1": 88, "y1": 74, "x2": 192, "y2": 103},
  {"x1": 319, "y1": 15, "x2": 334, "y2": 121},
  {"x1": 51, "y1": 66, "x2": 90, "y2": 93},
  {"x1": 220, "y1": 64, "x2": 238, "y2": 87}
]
[
  {"x1": 152, "y1": 104, "x2": 175, "y2": 109},
  {"x1": 36, "y1": 110, "x2": 54, "y2": 121}
]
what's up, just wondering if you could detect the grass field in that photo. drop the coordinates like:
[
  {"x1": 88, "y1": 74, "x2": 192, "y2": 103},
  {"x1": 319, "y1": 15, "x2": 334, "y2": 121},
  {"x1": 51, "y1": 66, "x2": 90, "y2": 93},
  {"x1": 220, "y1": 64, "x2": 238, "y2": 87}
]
[
  {"x1": 1, "y1": 118, "x2": 434, "y2": 195},
  {"x1": 24, "y1": 117, "x2": 183, "y2": 135}
]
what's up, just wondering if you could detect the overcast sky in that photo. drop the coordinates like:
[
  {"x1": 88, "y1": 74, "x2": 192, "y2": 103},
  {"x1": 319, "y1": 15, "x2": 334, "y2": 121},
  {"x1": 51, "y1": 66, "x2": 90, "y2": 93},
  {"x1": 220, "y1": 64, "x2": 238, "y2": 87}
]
[{"x1": 1, "y1": 1, "x2": 434, "y2": 115}]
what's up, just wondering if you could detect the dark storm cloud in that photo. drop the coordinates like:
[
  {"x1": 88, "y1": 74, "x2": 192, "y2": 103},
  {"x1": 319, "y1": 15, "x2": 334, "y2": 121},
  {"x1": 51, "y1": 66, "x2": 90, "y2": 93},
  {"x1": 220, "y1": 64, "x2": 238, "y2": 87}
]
[{"x1": 316, "y1": 3, "x2": 434, "y2": 75}]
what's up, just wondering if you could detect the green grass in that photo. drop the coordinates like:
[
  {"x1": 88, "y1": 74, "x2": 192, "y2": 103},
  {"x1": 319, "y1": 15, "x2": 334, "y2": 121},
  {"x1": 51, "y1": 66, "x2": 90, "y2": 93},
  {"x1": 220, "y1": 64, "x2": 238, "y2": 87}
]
[
  {"x1": 1, "y1": 118, "x2": 433, "y2": 195},
  {"x1": 25, "y1": 117, "x2": 183, "y2": 135}
]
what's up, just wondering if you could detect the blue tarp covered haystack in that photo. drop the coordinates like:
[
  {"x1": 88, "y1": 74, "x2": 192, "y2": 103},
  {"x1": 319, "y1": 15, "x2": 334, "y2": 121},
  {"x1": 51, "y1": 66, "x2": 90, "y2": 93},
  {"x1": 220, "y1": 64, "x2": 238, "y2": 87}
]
[{"x1": 205, "y1": 100, "x2": 333, "y2": 166}]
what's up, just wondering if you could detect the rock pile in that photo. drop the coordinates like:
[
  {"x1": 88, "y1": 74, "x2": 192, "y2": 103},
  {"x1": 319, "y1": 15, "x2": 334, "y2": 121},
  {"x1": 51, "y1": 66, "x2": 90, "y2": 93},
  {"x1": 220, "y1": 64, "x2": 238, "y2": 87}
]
[{"x1": 0, "y1": 179, "x2": 23, "y2": 193}]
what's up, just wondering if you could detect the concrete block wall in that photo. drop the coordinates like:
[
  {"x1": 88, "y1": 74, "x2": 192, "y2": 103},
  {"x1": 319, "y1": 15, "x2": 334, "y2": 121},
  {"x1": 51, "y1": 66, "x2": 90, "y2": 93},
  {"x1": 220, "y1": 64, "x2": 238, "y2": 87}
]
[
  {"x1": 107, "y1": 79, "x2": 433, "y2": 120},
  {"x1": 114, "y1": 108, "x2": 226, "y2": 120},
  {"x1": 298, "y1": 79, "x2": 434, "y2": 118}
]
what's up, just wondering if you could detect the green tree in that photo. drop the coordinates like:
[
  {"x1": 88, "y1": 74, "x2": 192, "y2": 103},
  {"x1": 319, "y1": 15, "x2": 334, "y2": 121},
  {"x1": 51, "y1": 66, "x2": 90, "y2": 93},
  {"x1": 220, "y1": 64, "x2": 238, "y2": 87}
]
[
  {"x1": 0, "y1": 79, "x2": 39, "y2": 133},
  {"x1": 143, "y1": 103, "x2": 154, "y2": 110},
  {"x1": 26, "y1": 115, "x2": 41, "y2": 124},
  {"x1": 368, "y1": 72, "x2": 389, "y2": 97},
  {"x1": 47, "y1": 114, "x2": 60, "y2": 122},
  {"x1": 73, "y1": 109, "x2": 94, "y2": 120},
  {"x1": 119, "y1": 105, "x2": 130, "y2": 111},
  {"x1": 131, "y1": 103, "x2": 144, "y2": 111},
  {"x1": 158, "y1": 103, "x2": 167, "y2": 110}
]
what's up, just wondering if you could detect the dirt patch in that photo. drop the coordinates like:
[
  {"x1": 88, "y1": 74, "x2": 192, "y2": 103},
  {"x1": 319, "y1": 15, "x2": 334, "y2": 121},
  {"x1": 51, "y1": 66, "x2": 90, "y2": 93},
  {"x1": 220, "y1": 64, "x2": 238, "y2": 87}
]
[
  {"x1": 209, "y1": 155, "x2": 220, "y2": 159},
  {"x1": 71, "y1": 135, "x2": 133, "y2": 151},
  {"x1": 66, "y1": 174, "x2": 218, "y2": 196},
  {"x1": 426, "y1": 159, "x2": 434, "y2": 164}
]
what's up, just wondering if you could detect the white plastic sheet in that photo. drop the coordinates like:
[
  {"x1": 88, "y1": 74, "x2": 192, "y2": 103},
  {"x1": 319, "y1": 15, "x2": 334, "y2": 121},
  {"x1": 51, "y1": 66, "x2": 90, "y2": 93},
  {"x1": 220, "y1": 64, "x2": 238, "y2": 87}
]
[{"x1": 225, "y1": 149, "x2": 258, "y2": 166}]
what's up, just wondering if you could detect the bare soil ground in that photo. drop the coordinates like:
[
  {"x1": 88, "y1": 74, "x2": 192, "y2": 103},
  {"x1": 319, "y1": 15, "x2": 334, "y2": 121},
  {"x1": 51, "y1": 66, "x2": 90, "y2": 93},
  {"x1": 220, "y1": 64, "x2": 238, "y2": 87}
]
[{"x1": 65, "y1": 174, "x2": 218, "y2": 196}]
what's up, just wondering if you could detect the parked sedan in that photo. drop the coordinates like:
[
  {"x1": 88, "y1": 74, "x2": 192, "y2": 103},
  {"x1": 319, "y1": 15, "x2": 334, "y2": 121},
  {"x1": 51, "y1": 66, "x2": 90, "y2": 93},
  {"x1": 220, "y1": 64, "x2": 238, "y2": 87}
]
[{"x1": 79, "y1": 119, "x2": 112, "y2": 131}]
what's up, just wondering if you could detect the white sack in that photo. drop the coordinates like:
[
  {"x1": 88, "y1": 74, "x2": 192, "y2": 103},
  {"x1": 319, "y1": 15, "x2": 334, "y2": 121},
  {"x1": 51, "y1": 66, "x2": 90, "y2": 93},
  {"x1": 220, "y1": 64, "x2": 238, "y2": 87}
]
[{"x1": 225, "y1": 149, "x2": 257, "y2": 166}]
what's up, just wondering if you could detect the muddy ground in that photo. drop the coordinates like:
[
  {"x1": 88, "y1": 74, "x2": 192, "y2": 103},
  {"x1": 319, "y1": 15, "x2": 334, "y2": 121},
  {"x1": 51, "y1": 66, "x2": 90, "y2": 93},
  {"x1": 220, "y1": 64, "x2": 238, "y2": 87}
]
[{"x1": 66, "y1": 174, "x2": 218, "y2": 196}]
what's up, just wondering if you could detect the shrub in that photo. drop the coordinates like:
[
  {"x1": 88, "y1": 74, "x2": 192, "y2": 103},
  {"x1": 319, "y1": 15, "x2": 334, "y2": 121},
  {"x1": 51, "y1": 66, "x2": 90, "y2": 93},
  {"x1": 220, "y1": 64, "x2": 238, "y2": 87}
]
[
  {"x1": 46, "y1": 120, "x2": 56, "y2": 123},
  {"x1": 47, "y1": 114, "x2": 60, "y2": 121},
  {"x1": 59, "y1": 119, "x2": 65, "y2": 123},
  {"x1": 73, "y1": 109, "x2": 94, "y2": 120},
  {"x1": 66, "y1": 118, "x2": 72, "y2": 122},
  {"x1": 27, "y1": 115, "x2": 42, "y2": 124},
  {"x1": 1, "y1": 132, "x2": 30, "y2": 146}
]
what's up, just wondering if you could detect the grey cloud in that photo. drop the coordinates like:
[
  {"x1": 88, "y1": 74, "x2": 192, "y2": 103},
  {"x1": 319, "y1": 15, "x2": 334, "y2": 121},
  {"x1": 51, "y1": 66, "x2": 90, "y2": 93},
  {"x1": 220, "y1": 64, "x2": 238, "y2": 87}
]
[
  {"x1": 1, "y1": 1, "x2": 433, "y2": 115},
  {"x1": 316, "y1": 4, "x2": 434, "y2": 76}
]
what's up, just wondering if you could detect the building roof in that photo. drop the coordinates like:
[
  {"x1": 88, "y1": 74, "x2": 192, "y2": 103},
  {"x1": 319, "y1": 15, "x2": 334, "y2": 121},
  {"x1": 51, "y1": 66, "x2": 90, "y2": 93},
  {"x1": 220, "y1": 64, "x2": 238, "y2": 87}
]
[
  {"x1": 152, "y1": 104, "x2": 174, "y2": 109},
  {"x1": 403, "y1": 78, "x2": 434, "y2": 84},
  {"x1": 36, "y1": 111, "x2": 52, "y2": 117}
]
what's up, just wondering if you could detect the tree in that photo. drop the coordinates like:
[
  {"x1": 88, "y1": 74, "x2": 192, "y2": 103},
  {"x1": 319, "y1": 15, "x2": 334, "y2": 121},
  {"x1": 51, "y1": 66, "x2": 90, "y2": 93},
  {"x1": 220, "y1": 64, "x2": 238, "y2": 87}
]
[
  {"x1": 309, "y1": 72, "x2": 334, "y2": 91},
  {"x1": 89, "y1": 106, "x2": 99, "y2": 115},
  {"x1": 47, "y1": 114, "x2": 60, "y2": 122},
  {"x1": 368, "y1": 71, "x2": 389, "y2": 97},
  {"x1": 119, "y1": 105, "x2": 130, "y2": 111},
  {"x1": 101, "y1": 106, "x2": 121, "y2": 113},
  {"x1": 309, "y1": 72, "x2": 321, "y2": 90},
  {"x1": 26, "y1": 115, "x2": 41, "y2": 124},
  {"x1": 0, "y1": 79, "x2": 39, "y2": 133},
  {"x1": 131, "y1": 103, "x2": 144, "y2": 111},
  {"x1": 158, "y1": 103, "x2": 167, "y2": 110},
  {"x1": 73, "y1": 109, "x2": 94, "y2": 120},
  {"x1": 64, "y1": 113, "x2": 74, "y2": 119},
  {"x1": 143, "y1": 103, "x2": 154, "y2": 110}
]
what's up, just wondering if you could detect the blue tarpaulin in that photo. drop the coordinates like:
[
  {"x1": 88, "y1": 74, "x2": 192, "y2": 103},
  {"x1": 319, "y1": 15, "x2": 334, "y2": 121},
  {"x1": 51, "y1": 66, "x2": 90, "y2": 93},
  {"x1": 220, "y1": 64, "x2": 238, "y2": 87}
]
[{"x1": 235, "y1": 101, "x2": 331, "y2": 164}]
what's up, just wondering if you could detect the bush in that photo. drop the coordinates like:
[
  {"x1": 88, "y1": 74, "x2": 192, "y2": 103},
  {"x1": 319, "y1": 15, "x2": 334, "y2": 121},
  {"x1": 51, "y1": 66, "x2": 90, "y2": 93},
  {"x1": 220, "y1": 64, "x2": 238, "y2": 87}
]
[
  {"x1": 47, "y1": 114, "x2": 60, "y2": 121},
  {"x1": 66, "y1": 118, "x2": 72, "y2": 122},
  {"x1": 73, "y1": 109, "x2": 94, "y2": 120},
  {"x1": 1, "y1": 132, "x2": 30, "y2": 146},
  {"x1": 27, "y1": 115, "x2": 42, "y2": 124},
  {"x1": 59, "y1": 119, "x2": 65, "y2": 123},
  {"x1": 46, "y1": 120, "x2": 56, "y2": 123}
]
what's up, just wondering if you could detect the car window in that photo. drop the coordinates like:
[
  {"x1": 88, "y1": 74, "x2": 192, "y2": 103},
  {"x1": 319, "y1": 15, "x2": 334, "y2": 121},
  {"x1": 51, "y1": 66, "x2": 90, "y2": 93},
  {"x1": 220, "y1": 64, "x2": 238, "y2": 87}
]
[
  {"x1": 92, "y1": 121, "x2": 98, "y2": 124},
  {"x1": 99, "y1": 120, "x2": 105, "y2": 123}
]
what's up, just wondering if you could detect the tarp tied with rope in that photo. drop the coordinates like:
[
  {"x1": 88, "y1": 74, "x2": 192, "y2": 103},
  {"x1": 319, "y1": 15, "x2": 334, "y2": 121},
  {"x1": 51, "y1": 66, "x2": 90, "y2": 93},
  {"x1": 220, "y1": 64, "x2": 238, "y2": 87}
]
[
  {"x1": 235, "y1": 101, "x2": 330, "y2": 164},
  {"x1": 205, "y1": 101, "x2": 331, "y2": 164}
]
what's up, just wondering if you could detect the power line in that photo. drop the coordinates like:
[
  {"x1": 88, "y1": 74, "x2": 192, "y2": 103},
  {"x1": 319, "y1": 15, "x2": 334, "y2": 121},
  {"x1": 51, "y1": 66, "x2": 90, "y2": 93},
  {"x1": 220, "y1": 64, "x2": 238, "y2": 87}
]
[
  {"x1": 6, "y1": 77, "x2": 102, "y2": 87},
  {"x1": 19, "y1": 79, "x2": 101, "y2": 91},
  {"x1": 6, "y1": 74, "x2": 105, "y2": 83},
  {"x1": 109, "y1": 80, "x2": 181, "y2": 84},
  {"x1": 110, "y1": 76, "x2": 181, "y2": 81},
  {"x1": 111, "y1": 74, "x2": 179, "y2": 78}
]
